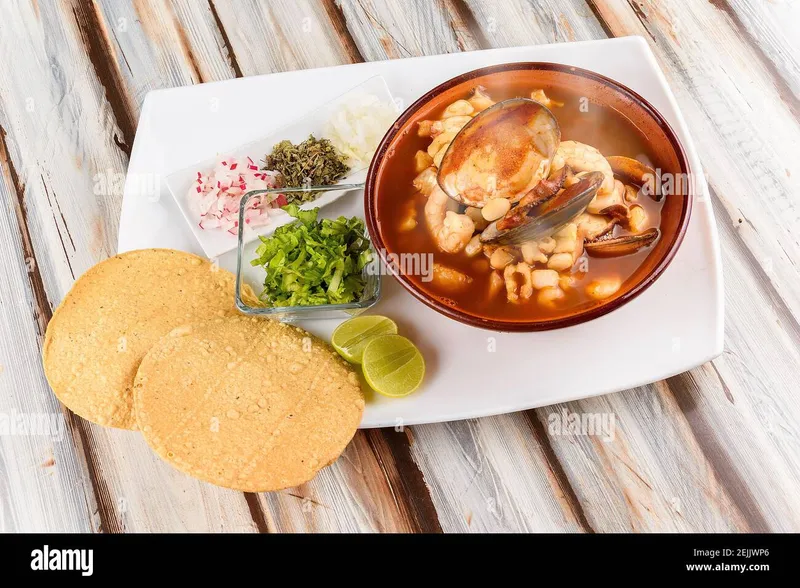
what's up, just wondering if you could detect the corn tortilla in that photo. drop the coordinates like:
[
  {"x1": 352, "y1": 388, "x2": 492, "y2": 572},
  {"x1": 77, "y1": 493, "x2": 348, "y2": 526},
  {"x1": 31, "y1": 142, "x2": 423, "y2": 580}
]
[
  {"x1": 43, "y1": 249, "x2": 249, "y2": 429},
  {"x1": 133, "y1": 316, "x2": 364, "y2": 492}
]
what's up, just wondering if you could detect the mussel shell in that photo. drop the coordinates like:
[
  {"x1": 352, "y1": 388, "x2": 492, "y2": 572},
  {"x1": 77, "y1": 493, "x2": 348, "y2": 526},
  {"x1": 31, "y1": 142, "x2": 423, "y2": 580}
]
[
  {"x1": 584, "y1": 227, "x2": 659, "y2": 258},
  {"x1": 607, "y1": 155, "x2": 660, "y2": 201},
  {"x1": 480, "y1": 171, "x2": 604, "y2": 246},
  {"x1": 438, "y1": 98, "x2": 560, "y2": 206},
  {"x1": 496, "y1": 166, "x2": 567, "y2": 231}
]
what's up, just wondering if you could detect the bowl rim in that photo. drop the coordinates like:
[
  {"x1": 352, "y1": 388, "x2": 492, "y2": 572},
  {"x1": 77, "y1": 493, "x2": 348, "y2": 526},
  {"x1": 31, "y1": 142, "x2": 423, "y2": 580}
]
[{"x1": 364, "y1": 61, "x2": 694, "y2": 332}]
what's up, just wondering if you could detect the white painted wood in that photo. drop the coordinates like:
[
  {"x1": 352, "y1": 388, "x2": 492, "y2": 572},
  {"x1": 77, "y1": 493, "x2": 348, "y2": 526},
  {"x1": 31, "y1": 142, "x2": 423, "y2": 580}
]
[
  {"x1": 0, "y1": 0, "x2": 255, "y2": 532},
  {"x1": 725, "y1": 0, "x2": 800, "y2": 99},
  {"x1": 339, "y1": 0, "x2": 462, "y2": 59},
  {"x1": 408, "y1": 416, "x2": 588, "y2": 532},
  {"x1": 0, "y1": 143, "x2": 94, "y2": 533},
  {"x1": 95, "y1": 0, "x2": 237, "y2": 89},
  {"x1": 462, "y1": 0, "x2": 608, "y2": 45},
  {"x1": 590, "y1": 0, "x2": 800, "y2": 531},
  {"x1": 549, "y1": 387, "x2": 751, "y2": 531},
  {"x1": 257, "y1": 433, "x2": 422, "y2": 533},
  {"x1": 0, "y1": 0, "x2": 120, "y2": 533},
  {"x1": 210, "y1": 0, "x2": 357, "y2": 73}
]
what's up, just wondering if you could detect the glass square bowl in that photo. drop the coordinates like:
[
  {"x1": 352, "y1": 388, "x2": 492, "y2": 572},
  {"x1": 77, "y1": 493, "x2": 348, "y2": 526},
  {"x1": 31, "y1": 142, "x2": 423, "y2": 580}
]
[{"x1": 234, "y1": 189, "x2": 381, "y2": 321}]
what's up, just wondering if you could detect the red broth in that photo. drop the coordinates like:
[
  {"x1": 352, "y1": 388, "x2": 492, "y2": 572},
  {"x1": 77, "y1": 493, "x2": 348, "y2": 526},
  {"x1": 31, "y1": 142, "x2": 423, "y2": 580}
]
[{"x1": 376, "y1": 80, "x2": 665, "y2": 322}]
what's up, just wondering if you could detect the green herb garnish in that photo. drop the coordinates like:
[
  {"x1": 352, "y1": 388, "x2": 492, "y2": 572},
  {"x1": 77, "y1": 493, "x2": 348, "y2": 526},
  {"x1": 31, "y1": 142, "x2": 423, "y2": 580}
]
[
  {"x1": 250, "y1": 205, "x2": 373, "y2": 307},
  {"x1": 263, "y1": 135, "x2": 350, "y2": 204}
]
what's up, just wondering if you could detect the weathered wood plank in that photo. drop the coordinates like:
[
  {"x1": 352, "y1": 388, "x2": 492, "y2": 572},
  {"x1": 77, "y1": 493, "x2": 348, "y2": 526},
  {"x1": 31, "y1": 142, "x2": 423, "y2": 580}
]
[
  {"x1": 258, "y1": 431, "x2": 435, "y2": 532},
  {"x1": 662, "y1": 192, "x2": 800, "y2": 530},
  {"x1": 0, "y1": 0, "x2": 259, "y2": 532},
  {"x1": 589, "y1": 0, "x2": 800, "y2": 531},
  {"x1": 462, "y1": 0, "x2": 608, "y2": 46},
  {"x1": 0, "y1": 125, "x2": 94, "y2": 533},
  {"x1": 408, "y1": 416, "x2": 591, "y2": 532},
  {"x1": 722, "y1": 0, "x2": 800, "y2": 110},
  {"x1": 546, "y1": 388, "x2": 752, "y2": 532},
  {"x1": 0, "y1": 0, "x2": 130, "y2": 532},
  {"x1": 209, "y1": 0, "x2": 357, "y2": 74},
  {"x1": 94, "y1": 0, "x2": 237, "y2": 91},
  {"x1": 339, "y1": 0, "x2": 462, "y2": 59}
]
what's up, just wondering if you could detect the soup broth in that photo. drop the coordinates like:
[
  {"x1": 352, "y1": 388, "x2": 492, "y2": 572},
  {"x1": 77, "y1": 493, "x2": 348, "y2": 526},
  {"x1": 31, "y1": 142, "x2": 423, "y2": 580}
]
[{"x1": 376, "y1": 79, "x2": 666, "y2": 322}]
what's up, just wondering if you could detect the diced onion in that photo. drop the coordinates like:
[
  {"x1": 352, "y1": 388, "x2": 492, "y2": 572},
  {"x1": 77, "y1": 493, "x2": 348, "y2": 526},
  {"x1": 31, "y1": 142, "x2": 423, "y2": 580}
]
[
  {"x1": 188, "y1": 157, "x2": 283, "y2": 232},
  {"x1": 324, "y1": 93, "x2": 398, "y2": 167}
]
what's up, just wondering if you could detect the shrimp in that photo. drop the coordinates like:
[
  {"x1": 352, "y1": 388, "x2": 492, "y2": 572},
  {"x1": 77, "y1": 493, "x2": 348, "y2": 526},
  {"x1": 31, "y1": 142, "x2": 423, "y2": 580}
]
[
  {"x1": 530, "y1": 89, "x2": 564, "y2": 109},
  {"x1": 442, "y1": 99, "x2": 474, "y2": 118},
  {"x1": 425, "y1": 185, "x2": 475, "y2": 253},
  {"x1": 468, "y1": 86, "x2": 495, "y2": 113},
  {"x1": 552, "y1": 141, "x2": 615, "y2": 195},
  {"x1": 413, "y1": 166, "x2": 438, "y2": 196},
  {"x1": 587, "y1": 178, "x2": 626, "y2": 215},
  {"x1": 431, "y1": 263, "x2": 473, "y2": 293},
  {"x1": 504, "y1": 263, "x2": 534, "y2": 303}
]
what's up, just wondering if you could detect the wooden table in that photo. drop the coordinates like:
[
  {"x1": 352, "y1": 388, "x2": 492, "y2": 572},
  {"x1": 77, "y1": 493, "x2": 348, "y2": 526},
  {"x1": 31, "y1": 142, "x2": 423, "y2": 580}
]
[{"x1": 1, "y1": 0, "x2": 799, "y2": 533}]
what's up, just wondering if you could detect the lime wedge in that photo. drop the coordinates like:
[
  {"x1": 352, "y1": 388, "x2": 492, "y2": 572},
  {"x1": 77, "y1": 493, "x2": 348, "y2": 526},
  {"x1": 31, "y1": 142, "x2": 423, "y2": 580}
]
[
  {"x1": 362, "y1": 335, "x2": 425, "y2": 398},
  {"x1": 331, "y1": 315, "x2": 398, "y2": 364}
]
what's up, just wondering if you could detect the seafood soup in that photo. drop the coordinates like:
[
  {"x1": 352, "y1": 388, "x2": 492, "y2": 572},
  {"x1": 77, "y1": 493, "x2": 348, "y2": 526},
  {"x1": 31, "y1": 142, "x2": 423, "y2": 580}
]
[{"x1": 372, "y1": 69, "x2": 687, "y2": 326}]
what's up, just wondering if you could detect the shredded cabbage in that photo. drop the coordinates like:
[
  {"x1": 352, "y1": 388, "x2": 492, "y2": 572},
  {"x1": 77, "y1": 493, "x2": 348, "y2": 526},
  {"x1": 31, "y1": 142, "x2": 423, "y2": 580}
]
[{"x1": 250, "y1": 205, "x2": 373, "y2": 307}]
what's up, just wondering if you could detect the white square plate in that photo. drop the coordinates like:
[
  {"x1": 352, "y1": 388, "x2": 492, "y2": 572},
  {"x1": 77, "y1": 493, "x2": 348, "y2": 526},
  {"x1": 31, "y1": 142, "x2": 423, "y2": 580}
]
[
  {"x1": 164, "y1": 75, "x2": 394, "y2": 259},
  {"x1": 119, "y1": 37, "x2": 723, "y2": 428}
]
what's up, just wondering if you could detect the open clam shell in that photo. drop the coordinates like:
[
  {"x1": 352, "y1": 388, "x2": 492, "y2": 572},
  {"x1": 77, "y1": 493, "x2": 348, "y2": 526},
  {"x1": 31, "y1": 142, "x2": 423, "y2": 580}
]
[
  {"x1": 438, "y1": 98, "x2": 560, "y2": 207},
  {"x1": 584, "y1": 227, "x2": 659, "y2": 258},
  {"x1": 480, "y1": 171, "x2": 604, "y2": 246}
]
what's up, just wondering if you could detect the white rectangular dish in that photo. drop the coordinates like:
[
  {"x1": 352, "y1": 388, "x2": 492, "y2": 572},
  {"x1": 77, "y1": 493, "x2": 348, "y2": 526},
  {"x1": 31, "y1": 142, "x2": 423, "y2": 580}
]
[
  {"x1": 164, "y1": 75, "x2": 394, "y2": 259},
  {"x1": 119, "y1": 37, "x2": 723, "y2": 428}
]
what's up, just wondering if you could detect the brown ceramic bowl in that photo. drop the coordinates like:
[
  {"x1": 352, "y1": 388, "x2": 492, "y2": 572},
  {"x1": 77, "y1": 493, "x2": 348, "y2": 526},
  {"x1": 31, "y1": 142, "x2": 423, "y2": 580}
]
[{"x1": 365, "y1": 63, "x2": 693, "y2": 331}]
